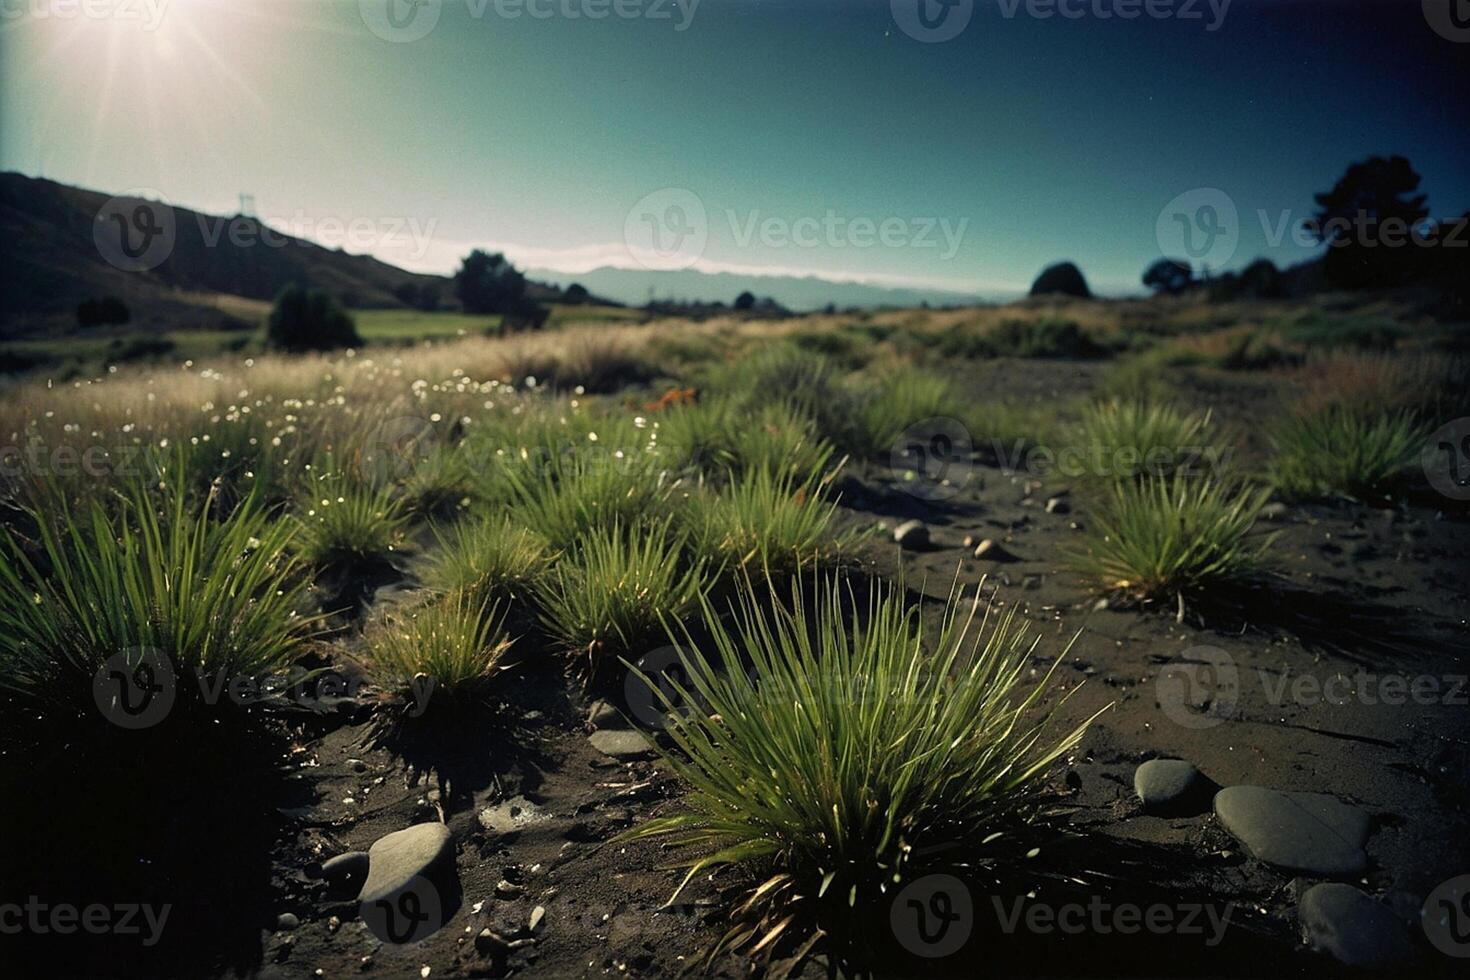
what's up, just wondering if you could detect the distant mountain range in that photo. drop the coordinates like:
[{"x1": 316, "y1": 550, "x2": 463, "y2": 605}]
[{"x1": 527, "y1": 266, "x2": 1003, "y2": 311}]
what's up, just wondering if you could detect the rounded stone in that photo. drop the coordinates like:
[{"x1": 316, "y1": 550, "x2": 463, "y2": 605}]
[
  {"x1": 1134, "y1": 759, "x2": 1208, "y2": 814},
  {"x1": 1299, "y1": 882, "x2": 1414, "y2": 970},
  {"x1": 357, "y1": 823, "x2": 455, "y2": 906},
  {"x1": 588, "y1": 729, "x2": 654, "y2": 761},
  {"x1": 321, "y1": 851, "x2": 370, "y2": 889},
  {"x1": 1214, "y1": 786, "x2": 1370, "y2": 877},
  {"x1": 893, "y1": 520, "x2": 929, "y2": 550}
]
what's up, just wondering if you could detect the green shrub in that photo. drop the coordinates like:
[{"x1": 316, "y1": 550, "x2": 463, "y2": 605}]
[
  {"x1": 1268, "y1": 407, "x2": 1426, "y2": 501},
  {"x1": 624, "y1": 573, "x2": 1099, "y2": 956},
  {"x1": 536, "y1": 520, "x2": 707, "y2": 682},
  {"x1": 1068, "y1": 474, "x2": 1274, "y2": 603},
  {"x1": 265, "y1": 283, "x2": 361, "y2": 352},
  {"x1": 0, "y1": 480, "x2": 315, "y2": 727}
]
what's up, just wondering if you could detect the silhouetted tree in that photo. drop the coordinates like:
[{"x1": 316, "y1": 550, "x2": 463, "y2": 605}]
[
  {"x1": 265, "y1": 283, "x2": 361, "y2": 352},
  {"x1": 1029, "y1": 261, "x2": 1091, "y2": 298},
  {"x1": 1308, "y1": 155, "x2": 1429, "y2": 288},
  {"x1": 733, "y1": 290, "x2": 756, "y2": 311},
  {"x1": 453, "y1": 249, "x2": 545, "y2": 328},
  {"x1": 416, "y1": 283, "x2": 440, "y2": 312},
  {"x1": 1142, "y1": 258, "x2": 1192, "y2": 295},
  {"x1": 1238, "y1": 258, "x2": 1284, "y2": 298},
  {"x1": 562, "y1": 283, "x2": 590, "y2": 304}
]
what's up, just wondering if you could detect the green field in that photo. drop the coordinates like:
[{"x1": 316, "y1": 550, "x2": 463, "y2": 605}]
[{"x1": 0, "y1": 303, "x2": 640, "y2": 380}]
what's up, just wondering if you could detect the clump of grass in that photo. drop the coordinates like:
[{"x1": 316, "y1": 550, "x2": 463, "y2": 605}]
[
  {"x1": 965, "y1": 401, "x2": 1060, "y2": 465},
  {"x1": 418, "y1": 517, "x2": 551, "y2": 606},
  {"x1": 1070, "y1": 400, "x2": 1218, "y2": 481},
  {"x1": 1068, "y1": 473, "x2": 1275, "y2": 604},
  {"x1": 850, "y1": 366, "x2": 964, "y2": 458},
  {"x1": 536, "y1": 520, "x2": 707, "y2": 682},
  {"x1": 656, "y1": 395, "x2": 833, "y2": 482},
  {"x1": 1268, "y1": 407, "x2": 1426, "y2": 502},
  {"x1": 400, "y1": 444, "x2": 472, "y2": 518},
  {"x1": 984, "y1": 318, "x2": 1108, "y2": 359},
  {"x1": 555, "y1": 334, "x2": 659, "y2": 393},
  {"x1": 623, "y1": 572, "x2": 1100, "y2": 958},
  {"x1": 683, "y1": 464, "x2": 853, "y2": 577},
  {"x1": 706, "y1": 344, "x2": 856, "y2": 445},
  {"x1": 0, "y1": 478, "x2": 315, "y2": 728},
  {"x1": 294, "y1": 464, "x2": 407, "y2": 571},
  {"x1": 359, "y1": 593, "x2": 513, "y2": 715},
  {"x1": 493, "y1": 449, "x2": 672, "y2": 549}
]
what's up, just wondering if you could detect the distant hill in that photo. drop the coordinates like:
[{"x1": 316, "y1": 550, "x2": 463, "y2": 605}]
[
  {"x1": 0, "y1": 172, "x2": 451, "y2": 338},
  {"x1": 527, "y1": 266, "x2": 1003, "y2": 312}
]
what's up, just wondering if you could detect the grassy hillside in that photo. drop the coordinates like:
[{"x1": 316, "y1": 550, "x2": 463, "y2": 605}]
[{"x1": 0, "y1": 172, "x2": 449, "y2": 337}]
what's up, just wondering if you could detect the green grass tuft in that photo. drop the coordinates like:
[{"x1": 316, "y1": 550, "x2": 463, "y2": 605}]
[
  {"x1": 1068, "y1": 473, "x2": 1274, "y2": 603},
  {"x1": 1268, "y1": 407, "x2": 1426, "y2": 501},
  {"x1": 682, "y1": 464, "x2": 854, "y2": 577},
  {"x1": 536, "y1": 520, "x2": 707, "y2": 683},
  {"x1": 418, "y1": 517, "x2": 552, "y2": 606},
  {"x1": 1070, "y1": 400, "x2": 1218, "y2": 481},
  {"x1": 359, "y1": 592, "x2": 513, "y2": 712},
  {"x1": 294, "y1": 463, "x2": 407, "y2": 571},
  {"x1": 0, "y1": 479, "x2": 316, "y2": 727},
  {"x1": 623, "y1": 572, "x2": 1100, "y2": 957}
]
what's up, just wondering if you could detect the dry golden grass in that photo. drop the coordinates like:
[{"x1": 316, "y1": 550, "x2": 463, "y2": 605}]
[{"x1": 1290, "y1": 350, "x2": 1467, "y2": 419}]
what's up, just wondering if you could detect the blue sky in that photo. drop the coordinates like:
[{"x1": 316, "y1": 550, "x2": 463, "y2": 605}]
[{"x1": 2, "y1": 0, "x2": 1465, "y2": 296}]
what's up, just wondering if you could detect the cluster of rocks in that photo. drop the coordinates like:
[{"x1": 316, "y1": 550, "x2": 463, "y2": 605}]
[
  {"x1": 890, "y1": 486, "x2": 1073, "y2": 553},
  {"x1": 1133, "y1": 758, "x2": 1418, "y2": 971}
]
